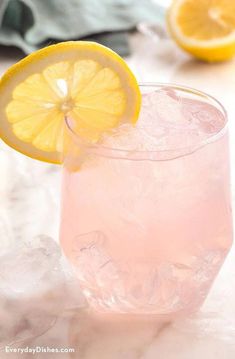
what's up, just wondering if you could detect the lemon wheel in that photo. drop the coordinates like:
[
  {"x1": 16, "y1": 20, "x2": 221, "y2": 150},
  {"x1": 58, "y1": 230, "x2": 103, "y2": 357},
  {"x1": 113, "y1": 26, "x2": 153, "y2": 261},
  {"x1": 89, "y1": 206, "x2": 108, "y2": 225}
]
[{"x1": 0, "y1": 41, "x2": 141, "y2": 163}]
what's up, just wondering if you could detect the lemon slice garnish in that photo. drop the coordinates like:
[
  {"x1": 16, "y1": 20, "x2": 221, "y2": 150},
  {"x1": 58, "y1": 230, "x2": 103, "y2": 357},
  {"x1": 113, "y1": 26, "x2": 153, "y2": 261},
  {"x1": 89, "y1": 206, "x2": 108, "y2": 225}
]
[{"x1": 0, "y1": 41, "x2": 141, "y2": 163}]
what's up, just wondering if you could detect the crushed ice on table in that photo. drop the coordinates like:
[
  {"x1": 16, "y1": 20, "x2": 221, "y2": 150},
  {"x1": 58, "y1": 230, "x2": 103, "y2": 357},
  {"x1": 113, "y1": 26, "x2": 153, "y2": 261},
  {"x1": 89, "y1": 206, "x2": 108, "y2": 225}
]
[
  {"x1": 101, "y1": 89, "x2": 226, "y2": 152},
  {"x1": 0, "y1": 235, "x2": 87, "y2": 349}
]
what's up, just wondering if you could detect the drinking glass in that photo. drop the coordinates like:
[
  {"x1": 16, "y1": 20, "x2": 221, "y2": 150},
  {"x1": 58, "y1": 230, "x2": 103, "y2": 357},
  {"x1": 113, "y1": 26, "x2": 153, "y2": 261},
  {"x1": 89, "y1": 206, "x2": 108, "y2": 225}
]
[{"x1": 60, "y1": 84, "x2": 233, "y2": 317}]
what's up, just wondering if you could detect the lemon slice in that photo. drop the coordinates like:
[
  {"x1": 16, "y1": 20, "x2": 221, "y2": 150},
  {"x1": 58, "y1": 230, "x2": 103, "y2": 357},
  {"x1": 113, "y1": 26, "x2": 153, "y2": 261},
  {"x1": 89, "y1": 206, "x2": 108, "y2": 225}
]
[
  {"x1": 0, "y1": 41, "x2": 141, "y2": 163},
  {"x1": 167, "y1": 0, "x2": 235, "y2": 62}
]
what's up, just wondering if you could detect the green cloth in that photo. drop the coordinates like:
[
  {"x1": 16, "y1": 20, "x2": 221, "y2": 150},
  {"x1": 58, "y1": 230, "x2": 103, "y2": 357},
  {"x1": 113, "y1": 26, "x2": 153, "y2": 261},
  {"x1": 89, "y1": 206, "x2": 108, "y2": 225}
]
[{"x1": 0, "y1": 0, "x2": 164, "y2": 56}]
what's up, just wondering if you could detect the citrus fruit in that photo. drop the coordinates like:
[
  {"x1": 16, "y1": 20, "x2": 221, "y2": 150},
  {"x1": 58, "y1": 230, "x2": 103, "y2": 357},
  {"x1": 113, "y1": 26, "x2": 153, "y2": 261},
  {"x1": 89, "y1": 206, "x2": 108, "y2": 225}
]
[
  {"x1": 0, "y1": 41, "x2": 141, "y2": 164},
  {"x1": 167, "y1": 0, "x2": 235, "y2": 62}
]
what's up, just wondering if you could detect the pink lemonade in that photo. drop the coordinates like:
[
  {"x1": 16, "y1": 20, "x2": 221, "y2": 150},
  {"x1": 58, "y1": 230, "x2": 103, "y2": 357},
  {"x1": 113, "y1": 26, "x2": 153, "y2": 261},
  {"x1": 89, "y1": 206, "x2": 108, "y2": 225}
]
[{"x1": 60, "y1": 84, "x2": 233, "y2": 316}]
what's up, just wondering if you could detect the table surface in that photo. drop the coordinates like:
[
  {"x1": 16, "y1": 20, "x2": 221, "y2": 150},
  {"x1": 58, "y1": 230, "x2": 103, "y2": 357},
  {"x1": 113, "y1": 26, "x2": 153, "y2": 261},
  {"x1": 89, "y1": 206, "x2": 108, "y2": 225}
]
[{"x1": 0, "y1": 33, "x2": 235, "y2": 358}]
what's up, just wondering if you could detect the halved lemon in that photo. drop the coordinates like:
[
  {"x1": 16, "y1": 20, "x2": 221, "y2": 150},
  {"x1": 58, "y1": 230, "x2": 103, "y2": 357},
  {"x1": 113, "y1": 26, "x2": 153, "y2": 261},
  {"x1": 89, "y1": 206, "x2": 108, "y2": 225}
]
[
  {"x1": 0, "y1": 41, "x2": 141, "y2": 164},
  {"x1": 167, "y1": 0, "x2": 235, "y2": 62}
]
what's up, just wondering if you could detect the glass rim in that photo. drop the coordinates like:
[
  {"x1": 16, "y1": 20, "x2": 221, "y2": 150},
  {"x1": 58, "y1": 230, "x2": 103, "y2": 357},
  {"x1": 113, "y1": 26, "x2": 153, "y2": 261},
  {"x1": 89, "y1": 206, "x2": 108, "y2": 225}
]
[{"x1": 65, "y1": 82, "x2": 228, "y2": 161}]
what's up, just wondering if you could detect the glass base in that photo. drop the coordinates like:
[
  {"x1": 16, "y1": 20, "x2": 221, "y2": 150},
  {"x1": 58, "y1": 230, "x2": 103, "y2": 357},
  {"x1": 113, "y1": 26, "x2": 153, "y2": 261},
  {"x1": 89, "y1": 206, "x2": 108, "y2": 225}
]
[{"x1": 82, "y1": 288, "x2": 206, "y2": 318}]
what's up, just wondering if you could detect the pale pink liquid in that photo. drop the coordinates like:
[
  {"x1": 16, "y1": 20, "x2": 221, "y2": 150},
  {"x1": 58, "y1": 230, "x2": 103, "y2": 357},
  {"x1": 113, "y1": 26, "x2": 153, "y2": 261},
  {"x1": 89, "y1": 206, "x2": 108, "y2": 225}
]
[{"x1": 60, "y1": 86, "x2": 233, "y2": 316}]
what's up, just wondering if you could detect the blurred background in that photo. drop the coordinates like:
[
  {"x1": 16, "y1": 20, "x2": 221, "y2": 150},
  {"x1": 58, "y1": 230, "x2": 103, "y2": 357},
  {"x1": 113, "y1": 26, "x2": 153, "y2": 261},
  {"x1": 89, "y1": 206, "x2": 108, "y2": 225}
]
[
  {"x1": 0, "y1": 0, "x2": 167, "y2": 55},
  {"x1": 1, "y1": 1, "x2": 235, "y2": 357}
]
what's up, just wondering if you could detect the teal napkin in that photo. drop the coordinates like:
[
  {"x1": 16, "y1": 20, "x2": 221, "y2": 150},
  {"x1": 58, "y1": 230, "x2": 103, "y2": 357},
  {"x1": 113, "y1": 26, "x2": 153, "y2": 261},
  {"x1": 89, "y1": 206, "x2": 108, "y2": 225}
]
[{"x1": 0, "y1": 0, "x2": 165, "y2": 56}]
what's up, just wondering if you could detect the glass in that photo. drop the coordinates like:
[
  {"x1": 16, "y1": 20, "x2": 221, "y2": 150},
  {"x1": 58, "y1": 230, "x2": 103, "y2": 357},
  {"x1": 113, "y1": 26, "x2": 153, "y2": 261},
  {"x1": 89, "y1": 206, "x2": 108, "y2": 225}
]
[{"x1": 60, "y1": 83, "x2": 233, "y2": 318}]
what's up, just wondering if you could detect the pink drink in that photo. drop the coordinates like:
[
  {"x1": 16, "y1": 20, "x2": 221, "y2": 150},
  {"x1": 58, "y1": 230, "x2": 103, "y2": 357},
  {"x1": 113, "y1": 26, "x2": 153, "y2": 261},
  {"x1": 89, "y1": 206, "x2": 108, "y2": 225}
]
[{"x1": 60, "y1": 84, "x2": 233, "y2": 316}]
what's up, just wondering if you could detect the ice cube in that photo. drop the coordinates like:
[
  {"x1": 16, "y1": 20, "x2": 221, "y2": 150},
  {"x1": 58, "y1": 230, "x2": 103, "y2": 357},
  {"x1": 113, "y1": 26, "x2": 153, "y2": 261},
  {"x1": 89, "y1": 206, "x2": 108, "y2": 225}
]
[
  {"x1": 182, "y1": 98, "x2": 225, "y2": 135},
  {"x1": 139, "y1": 90, "x2": 189, "y2": 130},
  {"x1": 0, "y1": 235, "x2": 60, "y2": 297},
  {"x1": 0, "y1": 235, "x2": 86, "y2": 348},
  {"x1": 101, "y1": 89, "x2": 225, "y2": 156}
]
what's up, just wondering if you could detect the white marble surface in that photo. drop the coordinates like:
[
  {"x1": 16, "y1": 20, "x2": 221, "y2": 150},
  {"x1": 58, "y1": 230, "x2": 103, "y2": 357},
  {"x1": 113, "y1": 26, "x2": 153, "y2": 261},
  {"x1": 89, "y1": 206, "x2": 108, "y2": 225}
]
[{"x1": 0, "y1": 32, "x2": 235, "y2": 358}]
